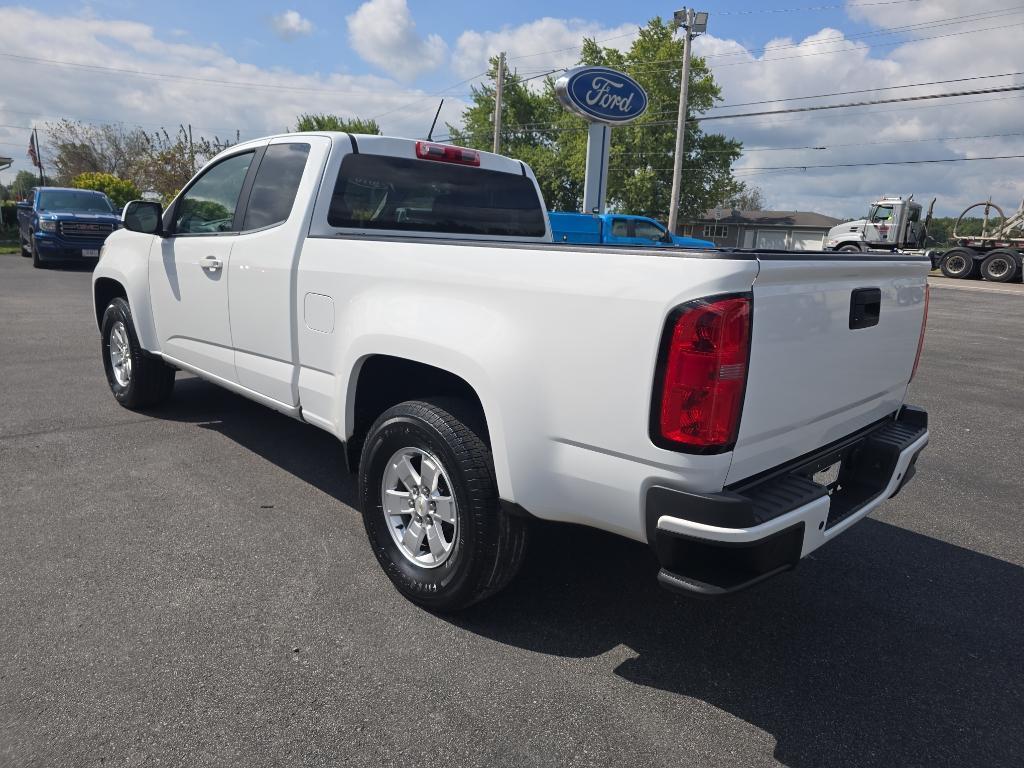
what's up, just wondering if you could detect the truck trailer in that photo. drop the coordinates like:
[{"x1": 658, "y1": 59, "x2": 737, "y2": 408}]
[{"x1": 825, "y1": 195, "x2": 1024, "y2": 283}]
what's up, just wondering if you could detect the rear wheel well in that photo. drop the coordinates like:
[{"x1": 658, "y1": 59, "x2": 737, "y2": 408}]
[
  {"x1": 94, "y1": 278, "x2": 128, "y2": 330},
  {"x1": 348, "y1": 355, "x2": 488, "y2": 468}
]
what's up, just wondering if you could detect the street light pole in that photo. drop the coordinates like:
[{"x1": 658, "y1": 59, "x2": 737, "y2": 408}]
[
  {"x1": 667, "y1": 8, "x2": 707, "y2": 234},
  {"x1": 493, "y1": 51, "x2": 506, "y2": 155}
]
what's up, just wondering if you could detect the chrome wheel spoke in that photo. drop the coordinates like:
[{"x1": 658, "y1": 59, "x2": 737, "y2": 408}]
[
  {"x1": 425, "y1": 524, "x2": 446, "y2": 559},
  {"x1": 383, "y1": 489, "x2": 411, "y2": 518},
  {"x1": 420, "y1": 456, "x2": 441, "y2": 493},
  {"x1": 401, "y1": 519, "x2": 426, "y2": 553},
  {"x1": 395, "y1": 455, "x2": 420, "y2": 493},
  {"x1": 431, "y1": 496, "x2": 456, "y2": 525}
]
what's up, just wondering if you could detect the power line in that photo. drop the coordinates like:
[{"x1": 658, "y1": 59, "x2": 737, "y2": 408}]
[
  {"x1": 610, "y1": 131, "x2": 1024, "y2": 155},
  {"x1": 708, "y1": 71, "x2": 1024, "y2": 111},
  {"x1": 610, "y1": 154, "x2": 1024, "y2": 172},
  {"x1": 369, "y1": 70, "x2": 489, "y2": 121},
  {"x1": 697, "y1": 83, "x2": 1024, "y2": 122},
  {"x1": 700, "y1": 5, "x2": 1024, "y2": 61}
]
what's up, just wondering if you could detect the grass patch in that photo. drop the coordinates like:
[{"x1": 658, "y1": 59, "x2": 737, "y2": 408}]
[{"x1": 0, "y1": 243, "x2": 20, "y2": 255}]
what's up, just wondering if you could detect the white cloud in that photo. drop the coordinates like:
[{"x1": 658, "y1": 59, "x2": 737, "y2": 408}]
[
  {"x1": 452, "y1": 18, "x2": 639, "y2": 81},
  {"x1": 271, "y1": 10, "x2": 313, "y2": 40},
  {"x1": 0, "y1": 7, "x2": 466, "y2": 186},
  {"x1": 346, "y1": 0, "x2": 447, "y2": 81},
  {"x1": 691, "y1": 0, "x2": 1024, "y2": 217}
]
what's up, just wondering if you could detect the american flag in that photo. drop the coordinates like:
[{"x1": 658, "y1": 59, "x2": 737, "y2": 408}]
[{"x1": 27, "y1": 131, "x2": 39, "y2": 168}]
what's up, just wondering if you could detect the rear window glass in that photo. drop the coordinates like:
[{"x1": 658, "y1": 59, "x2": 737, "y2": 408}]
[
  {"x1": 243, "y1": 143, "x2": 310, "y2": 230},
  {"x1": 327, "y1": 154, "x2": 546, "y2": 237}
]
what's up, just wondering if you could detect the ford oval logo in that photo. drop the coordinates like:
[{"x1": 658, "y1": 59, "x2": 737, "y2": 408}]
[{"x1": 555, "y1": 66, "x2": 649, "y2": 125}]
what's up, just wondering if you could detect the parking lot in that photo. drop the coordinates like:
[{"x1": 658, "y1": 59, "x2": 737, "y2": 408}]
[{"x1": 1, "y1": 256, "x2": 1021, "y2": 767}]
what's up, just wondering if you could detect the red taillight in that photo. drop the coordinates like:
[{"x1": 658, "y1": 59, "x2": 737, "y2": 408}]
[
  {"x1": 415, "y1": 141, "x2": 480, "y2": 166},
  {"x1": 654, "y1": 295, "x2": 752, "y2": 451},
  {"x1": 911, "y1": 283, "x2": 930, "y2": 381}
]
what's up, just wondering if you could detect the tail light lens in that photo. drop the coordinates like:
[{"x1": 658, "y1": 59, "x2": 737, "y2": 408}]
[
  {"x1": 415, "y1": 141, "x2": 480, "y2": 166},
  {"x1": 911, "y1": 283, "x2": 930, "y2": 381},
  {"x1": 653, "y1": 295, "x2": 752, "y2": 451}
]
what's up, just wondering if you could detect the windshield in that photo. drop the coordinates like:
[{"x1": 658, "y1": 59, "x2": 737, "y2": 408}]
[
  {"x1": 38, "y1": 190, "x2": 114, "y2": 213},
  {"x1": 869, "y1": 204, "x2": 894, "y2": 223}
]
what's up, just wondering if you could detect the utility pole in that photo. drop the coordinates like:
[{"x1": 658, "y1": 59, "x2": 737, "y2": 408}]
[
  {"x1": 667, "y1": 9, "x2": 708, "y2": 234},
  {"x1": 492, "y1": 51, "x2": 506, "y2": 155}
]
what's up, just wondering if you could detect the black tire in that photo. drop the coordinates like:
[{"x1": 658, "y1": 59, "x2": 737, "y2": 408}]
[
  {"x1": 30, "y1": 236, "x2": 48, "y2": 269},
  {"x1": 980, "y1": 250, "x2": 1019, "y2": 283},
  {"x1": 100, "y1": 297, "x2": 175, "y2": 410},
  {"x1": 837, "y1": 243, "x2": 862, "y2": 253},
  {"x1": 358, "y1": 398, "x2": 528, "y2": 612},
  {"x1": 19, "y1": 236, "x2": 31, "y2": 258},
  {"x1": 940, "y1": 248, "x2": 978, "y2": 279}
]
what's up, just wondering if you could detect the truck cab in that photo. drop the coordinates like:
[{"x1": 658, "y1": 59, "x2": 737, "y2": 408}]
[
  {"x1": 549, "y1": 211, "x2": 715, "y2": 249},
  {"x1": 17, "y1": 187, "x2": 121, "y2": 268},
  {"x1": 825, "y1": 196, "x2": 932, "y2": 253}
]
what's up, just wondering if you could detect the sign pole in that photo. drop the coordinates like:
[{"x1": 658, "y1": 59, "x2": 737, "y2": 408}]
[
  {"x1": 667, "y1": 8, "x2": 694, "y2": 235},
  {"x1": 582, "y1": 123, "x2": 611, "y2": 214}
]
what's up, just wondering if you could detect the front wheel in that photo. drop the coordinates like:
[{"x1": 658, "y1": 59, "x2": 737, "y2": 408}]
[
  {"x1": 837, "y1": 243, "x2": 863, "y2": 253},
  {"x1": 358, "y1": 398, "x2": 528, "y2": 612},
  {"x1": 100, "y1": 298, "x2": 175, "y2": 409},
  {"x1": 30, "y1": 237, "x2": 47, "y2": 269}
]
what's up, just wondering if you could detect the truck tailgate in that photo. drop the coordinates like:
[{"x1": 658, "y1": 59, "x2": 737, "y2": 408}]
[{"x1": 726, "y1": 256, "x2": 928, "y2": 484}]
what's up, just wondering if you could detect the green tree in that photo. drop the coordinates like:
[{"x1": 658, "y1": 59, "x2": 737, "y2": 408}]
[
  {"x1": 45, "y1": 121, "x2": 236, "y2": 203},
  {"x1": 449, "y1": 17, "x2": 744, "y2": 221},
  {"x1": 9, "y1": 169, "x2": 54, "y2": 199},
  {"x1": 294, "y1": 113, "x2": 382, "y2": 134},
  {"x1": 71, "y1": 172, "x2": 141, "y2": 209}
]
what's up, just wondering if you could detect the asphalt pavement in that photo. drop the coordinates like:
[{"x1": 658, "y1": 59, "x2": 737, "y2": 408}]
[{"x1": 1, "y1": 255, "x2": 1021, "y2": 767}]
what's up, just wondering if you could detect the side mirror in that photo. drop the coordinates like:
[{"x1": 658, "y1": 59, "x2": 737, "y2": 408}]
[{"x1": 122, "y1": 200, "x2": 163, "y2": 235}]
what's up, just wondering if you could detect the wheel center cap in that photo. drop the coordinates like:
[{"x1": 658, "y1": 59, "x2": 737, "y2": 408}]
[{"x1": 415, "y1": 497, "x2": 427, "y2": 515}]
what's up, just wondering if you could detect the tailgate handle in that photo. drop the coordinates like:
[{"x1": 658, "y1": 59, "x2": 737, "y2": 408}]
[{"x1": 849, "y1": 288, "x2": 881, "y2": 330}]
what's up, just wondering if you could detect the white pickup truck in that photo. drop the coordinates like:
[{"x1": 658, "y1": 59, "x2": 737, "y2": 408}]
[{"x1": 92, "y1": 132, "x2": 931, "y2": 610}]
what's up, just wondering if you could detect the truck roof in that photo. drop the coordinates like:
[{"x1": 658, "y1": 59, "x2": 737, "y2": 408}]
[
  {"x1": 34, "y1": 186, "x2": 108, "y2": 194},
  {"x1": 216, "y1": 132, "x2": 527, "y2": 177}
]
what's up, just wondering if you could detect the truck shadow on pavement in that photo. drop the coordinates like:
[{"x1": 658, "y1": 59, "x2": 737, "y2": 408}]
[
  {"x1": 155, "y1": 377, "x2": 1022, "y2": 768},
  {"x1": 457, "y1": 520, "x2": 1024, "y2": 768}
]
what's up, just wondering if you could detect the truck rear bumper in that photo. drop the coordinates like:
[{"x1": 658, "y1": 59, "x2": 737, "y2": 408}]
[{"x1": 648, "y1": 406, "x2": 928, "y2": 596}]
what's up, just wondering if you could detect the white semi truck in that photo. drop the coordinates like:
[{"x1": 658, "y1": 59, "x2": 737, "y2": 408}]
[{"x1": 826, "y1": 195, "x2": 1024, "y2": 283}]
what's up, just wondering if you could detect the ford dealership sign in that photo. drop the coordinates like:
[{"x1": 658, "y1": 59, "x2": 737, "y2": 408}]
[{"x1": 555, "y1": 67, "x2": 648, "y2": 125}]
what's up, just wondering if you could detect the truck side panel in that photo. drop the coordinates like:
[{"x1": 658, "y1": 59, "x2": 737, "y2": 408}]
[{"x1": 295, "y1": 235, "x2": 760, "y2": 541}]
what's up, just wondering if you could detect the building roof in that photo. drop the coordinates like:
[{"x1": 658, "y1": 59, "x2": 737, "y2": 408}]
[{"x1": 693, "y1": 209, "x2": 844, "y2": 228}]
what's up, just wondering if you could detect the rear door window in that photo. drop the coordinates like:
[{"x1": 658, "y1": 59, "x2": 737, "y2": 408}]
[
  {"x1": 243, "y1": 143, "x2": 311, "y2": 230},
  {"x1": 327, "y1": 154, "x2": 546, "y2": 237},
  {"x1": 610, "y1": 219, "x2": 630, "y2": 237}
]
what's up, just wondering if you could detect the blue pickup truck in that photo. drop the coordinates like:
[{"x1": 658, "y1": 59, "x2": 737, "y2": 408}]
[
  {"x1": 17, "y1": 187, "x2": 121, "y2": 268},
  {"x1": 549, "y1": 212, "x2": 715, "y2": 249}
]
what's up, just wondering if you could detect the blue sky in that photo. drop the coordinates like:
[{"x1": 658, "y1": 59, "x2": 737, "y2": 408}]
[
  {"x1": 50, "y1": 0, "x2": 877, "y2": 87},
  {"x1": 2, "y1": 0, "x2": 1022, "y2": 216}
]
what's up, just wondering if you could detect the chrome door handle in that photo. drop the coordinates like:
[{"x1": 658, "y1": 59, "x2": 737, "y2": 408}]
[{"x1": 200, "y1": 256, "x2": 223, "y2": 271}]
